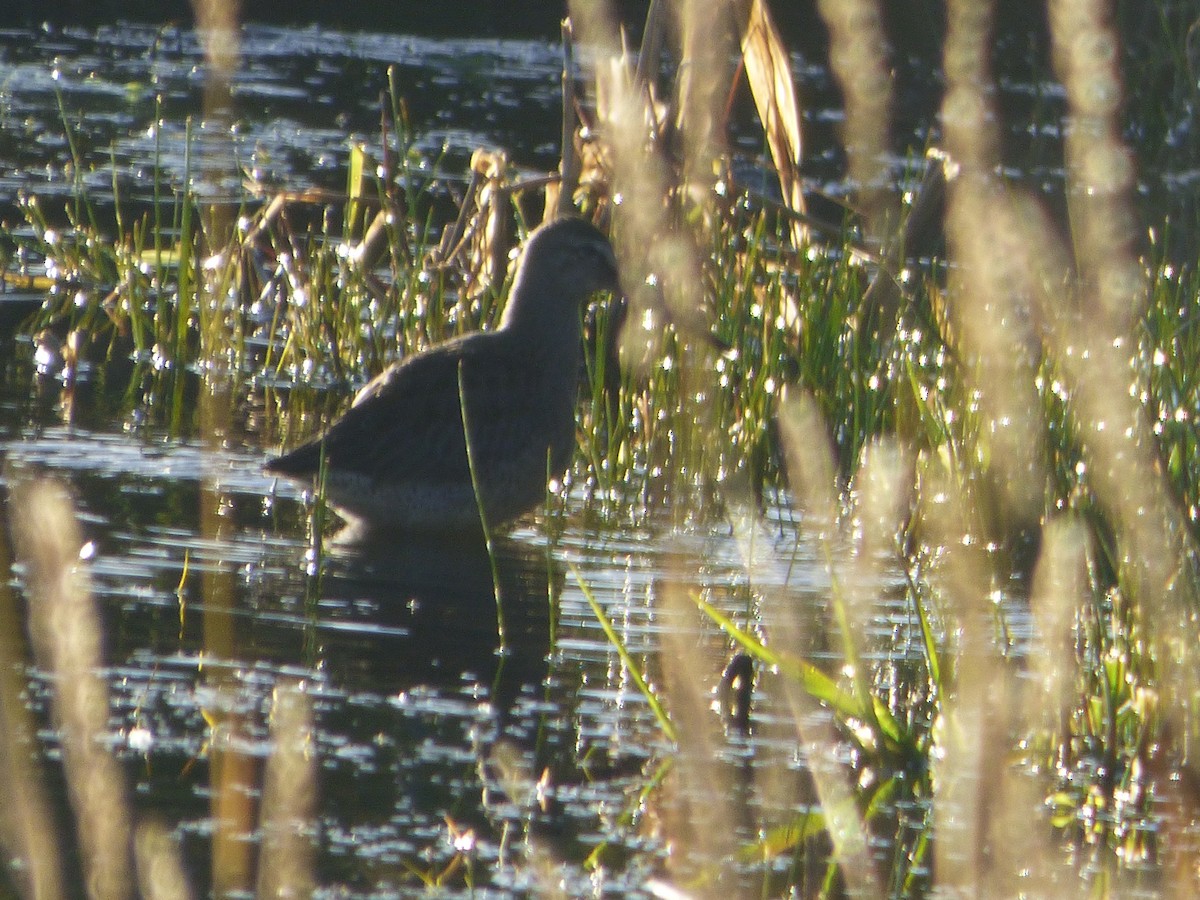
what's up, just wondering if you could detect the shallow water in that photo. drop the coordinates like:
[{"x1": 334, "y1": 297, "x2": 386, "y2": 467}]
[
  {"x1": 0, "y1": 13, "x2": 1174, "y2": 896},
  {"x1": 0, "y1": 329, "x2": 954, "y2": 894},
  {"x1": 0, "y1": 19, "x2": 1016, "y2": 222},
  {"x1": 3, "y1": 16, "x2": 1197, "y2": 236},
  {"x1": 2, "y1": 15, "x2": 1196, "y2": 272}
]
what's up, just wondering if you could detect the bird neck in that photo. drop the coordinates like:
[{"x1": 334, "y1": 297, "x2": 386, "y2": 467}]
[{"x1": 498, "y1": 269, "x2": 586, "y2": 342}]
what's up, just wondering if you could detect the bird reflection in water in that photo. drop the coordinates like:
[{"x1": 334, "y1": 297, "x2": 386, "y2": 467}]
[{"x1": 314, "y1": 529, "x2": 558, "y2": 723}]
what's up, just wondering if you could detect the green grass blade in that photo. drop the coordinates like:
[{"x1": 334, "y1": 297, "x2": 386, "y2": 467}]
[{"x1": 570, "y1": 561, "x2": 677, "y2": 743}]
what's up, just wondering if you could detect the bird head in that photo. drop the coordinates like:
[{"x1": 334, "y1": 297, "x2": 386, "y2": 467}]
[{"x1": 499, "y1": 217, "x2": 619, "y2": 332}]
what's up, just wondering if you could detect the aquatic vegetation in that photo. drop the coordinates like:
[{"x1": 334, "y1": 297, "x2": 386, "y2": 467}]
[{"x1": 3, "y1": 0, "x2": 1200, "y2": 897}]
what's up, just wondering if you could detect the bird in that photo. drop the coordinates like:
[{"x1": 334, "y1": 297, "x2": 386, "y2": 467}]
[{"x1": 266, "y1": 216, "x2": 620, "y2": 533}]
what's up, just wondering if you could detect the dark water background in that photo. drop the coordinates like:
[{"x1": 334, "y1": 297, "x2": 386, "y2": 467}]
[
  {"x1": 0, "y1": 3, "x2": 1191, "y2": 895},
  {"x1": 4, "y1": 2, "x2": 1197, "y2": 247}
]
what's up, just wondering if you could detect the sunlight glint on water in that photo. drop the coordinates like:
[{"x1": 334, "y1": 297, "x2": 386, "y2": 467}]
[
  {"x1": 0, "y1": 350, "x2": 940, "y2": 893},
  {"x1": 0, "y1": 15, "x2": 1082, "y2": 895}
]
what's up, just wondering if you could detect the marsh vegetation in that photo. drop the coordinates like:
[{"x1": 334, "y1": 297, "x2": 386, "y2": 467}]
[{"x1": 2, "y1": 0, "x2": 1200, "y2": 897}]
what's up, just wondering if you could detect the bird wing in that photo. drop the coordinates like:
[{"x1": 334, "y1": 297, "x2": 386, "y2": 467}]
[{"x1": 268, "y1": 333, "x2": 493, "y2": 484}]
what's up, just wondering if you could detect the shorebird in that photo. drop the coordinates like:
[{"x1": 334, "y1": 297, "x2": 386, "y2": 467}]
[{"x1": 266, "y1": 216, "x2": 619, "y2": 532}]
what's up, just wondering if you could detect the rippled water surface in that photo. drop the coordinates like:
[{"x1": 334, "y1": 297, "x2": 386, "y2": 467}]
[
  {"x1": 0, "y1": 14, "x2": 1130, "y2": 896},
  {"x1": 4, "y1": 15, "x2": 1197, "y2": 236},
  {"x1": 0, "y1": 351, "x2": 937, "y2": 894},
  {"x1": 0, "y1": 22, "x2": 579, "y2": 203}
]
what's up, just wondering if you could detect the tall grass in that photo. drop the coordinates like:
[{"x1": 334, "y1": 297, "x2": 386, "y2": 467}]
[
  {"x1": 568, "y1": 0, "x2": 1200, "y2": 895},
  {"x1": 1, "y1": 0, "x2": 1200, "y2": 896}
]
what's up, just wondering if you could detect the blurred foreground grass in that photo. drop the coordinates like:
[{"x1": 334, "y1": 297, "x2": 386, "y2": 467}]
[{"x1": 3, "y1": 0, "x2": 1200, "y2": 896}]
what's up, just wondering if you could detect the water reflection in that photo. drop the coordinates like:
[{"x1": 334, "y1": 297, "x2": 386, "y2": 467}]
[
  {"x1": 317, "y1": 531, "x2": 555, "y2": 719},
  {"x1": 0, "y1": 401, "x2": 941, "y2": 895},
  {"x1": 0, "y1": 23, "x2": 573, "y2": 216}
]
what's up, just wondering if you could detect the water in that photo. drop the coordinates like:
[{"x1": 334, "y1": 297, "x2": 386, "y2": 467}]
[
  {"x1": 2, "y1": 16, "x2": 1196, "y2": 234},
  {"x1": 0, "y1": 22, "x2": 576, "y2": 215},
  {"x1": 0, "y1": 19, "x2": 1057, "y2": 222},
  {"x1": 0, "y1": 340, "x2": 937, "y2": 895},
  {"x1": 0, "y1": 13, "x2": 1167, "y2": 897},
  {"x1": 1, "y1": 359, "x2": 916, "y2": 894}
]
